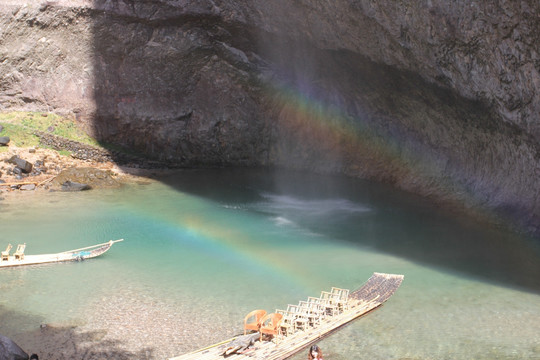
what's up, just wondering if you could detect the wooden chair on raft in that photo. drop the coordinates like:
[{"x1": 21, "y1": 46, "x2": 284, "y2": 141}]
[
  {"x1": 275, "y1": 309, "x2": 295, "y2": 337},
  {"x1": 244, "y1": 309, "x2": 267, "y2": 335},
  {"x1": 286, "y1": 303, "x2": 309, "y2": 331},
  {"x1": 331, "y1": 287, "x2": 350, "y2": 311},
  {"x1": 14, "y1": 243, "x2": 26, "y2": 260},
  {"x1": 1, "y1": 244, "x2": 12, "y2": 261},
  {"x1": 320, "y1": 291, "x2": 340, "y2": 316},
  {"x1": 298, "y1": 300, "x2": 324, "y2": 327},
  {"x1": 259, "y1": 313, "x2": 283, "y2": 344}
]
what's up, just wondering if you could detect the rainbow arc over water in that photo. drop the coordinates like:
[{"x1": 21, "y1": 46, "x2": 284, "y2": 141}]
[{"x1": 266, "y1": 80, "x2": 501, "y2": 225}]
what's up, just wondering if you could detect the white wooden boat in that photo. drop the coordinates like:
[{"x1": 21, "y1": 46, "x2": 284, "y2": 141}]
[{"x1": 0, "y1": 239, "x2": 123, "y2": 268}]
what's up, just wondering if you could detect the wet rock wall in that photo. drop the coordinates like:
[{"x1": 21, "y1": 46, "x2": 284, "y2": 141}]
[{"x1": 1, "y1": 0, "x2": 540, "y2": 236}]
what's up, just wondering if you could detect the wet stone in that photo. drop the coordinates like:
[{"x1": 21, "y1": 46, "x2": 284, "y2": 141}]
[
  {"x1": 61, "y1": 180, "x2": 90, "y2": 191},
  {"x1": 0, "y1": 333, "x2": 29, "y2": 360},
  {"x1": 20, "y1": 184, "x2": 36, "y2": 191}
]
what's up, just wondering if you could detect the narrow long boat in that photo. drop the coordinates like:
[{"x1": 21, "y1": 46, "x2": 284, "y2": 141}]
[
  {"x1": 169, "y1": 272, "x2": 404, "y2": 360},
  {"x1": 0, "y1": 239, "x2": 123, "y2": 268}
]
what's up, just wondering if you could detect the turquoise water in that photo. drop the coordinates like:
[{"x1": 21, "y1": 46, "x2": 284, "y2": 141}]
[{"x1": 0, "y1": 168, "x2": 539, "y2": 359}]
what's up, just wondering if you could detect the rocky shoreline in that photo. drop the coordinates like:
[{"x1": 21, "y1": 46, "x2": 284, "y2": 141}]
[{"x1": 0, "y1": 131, "x2": 170, "y2": 196}]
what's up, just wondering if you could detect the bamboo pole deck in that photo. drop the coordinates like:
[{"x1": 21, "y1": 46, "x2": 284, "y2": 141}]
[{"x1": 169, "y1": 273, "x2": 404, "y2": 360}]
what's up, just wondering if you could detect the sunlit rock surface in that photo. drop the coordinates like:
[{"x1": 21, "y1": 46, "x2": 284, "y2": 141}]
[{"x1": 1, "y1": 0, "x2": 539, "y2": 235}]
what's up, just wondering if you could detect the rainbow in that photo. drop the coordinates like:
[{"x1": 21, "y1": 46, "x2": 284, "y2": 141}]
[
  {"x1": 265, "y1": 80, "x2": 501, "y2": 226},
  {"x1": 125, "y1": 188, "x2": 318, "y2": 291}
]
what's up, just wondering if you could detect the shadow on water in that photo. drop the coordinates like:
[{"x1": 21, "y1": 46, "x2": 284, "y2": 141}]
[
  {"x1": 155, "y1": 167, "x2": 540, "y2": 295},
  {"x1": 86, "y1": 2, "x2": 540, "y2": 295},
  {"x1": 0, "y1": 305, "x2": 153, "y2": 360}
]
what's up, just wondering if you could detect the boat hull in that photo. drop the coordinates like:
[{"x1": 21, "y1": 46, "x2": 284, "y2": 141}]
[{"x1": 0, "y1": 239, "x2": 123, "y2": 268}]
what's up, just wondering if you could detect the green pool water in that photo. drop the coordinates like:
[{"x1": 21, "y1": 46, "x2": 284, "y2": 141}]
[{"x1": 0, "y1": 168, "x2": 539, "y2": 359}]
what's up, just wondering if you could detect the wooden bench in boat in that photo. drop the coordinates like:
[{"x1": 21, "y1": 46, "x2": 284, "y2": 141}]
[
  {"x1": 1, "y1": 244, "x2": 12, "y2": 261},
  {"x1": 169, "y1": 272, "x2": 404, "y2": 360},
  {"x1": 14, "y1": 243, "x2": 26, "y2": 260}
]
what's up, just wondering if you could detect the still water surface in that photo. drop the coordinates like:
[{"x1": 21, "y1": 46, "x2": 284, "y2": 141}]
[{"x1": 1, "y1": 168, "x2": 539, "y2": 359}]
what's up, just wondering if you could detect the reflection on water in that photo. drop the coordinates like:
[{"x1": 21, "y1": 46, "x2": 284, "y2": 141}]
[{"x1": 0, "y1": 168, "x2": 539, "y2": 359}]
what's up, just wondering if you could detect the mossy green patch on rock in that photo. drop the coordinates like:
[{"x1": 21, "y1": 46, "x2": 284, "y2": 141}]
[
  {"x1": 0, "y1": 111, "x2": 99, "y2": 148},
  {"x1": 0, "y1": 122, "x2": 41, "y2": 148}
]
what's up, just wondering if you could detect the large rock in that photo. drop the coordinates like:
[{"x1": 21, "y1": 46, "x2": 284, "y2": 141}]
[
  {"x1": 8, "y1": 156, "x2": 33, "y2": 173},
  {"x1": 0, "y1": 137, "x2": 10, "y2": 146},
  {"x1": 0, "y1": 333, "x2": 29, "y2": 360},
  {"x1": 52, "y1": 167, "x2": 119, "y2": 189}
]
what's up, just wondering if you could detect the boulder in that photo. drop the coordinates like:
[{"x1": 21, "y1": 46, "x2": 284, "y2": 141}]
[
  {"x1": 8, "y1": 156, "x2": 33, "y2": 173},
  {"x1": 0, "y1": 333, "x2": 29, "y2": 360},
  {"x1": 20, "y1": 184, "x2": 36, "y2": 191},
  {"x1": 61, "y1": 180, "x2": 90, "y2": 191},
  {"x1": 53, "y1": 167, "x2": 119, "y2": 188},
  {"x1": 0, "y1": 137, "x2": 9, "y2": 146}
]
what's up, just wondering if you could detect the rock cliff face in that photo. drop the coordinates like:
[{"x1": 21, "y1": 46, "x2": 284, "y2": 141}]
[{"x1": 1, "y1": 0, "x2": 539, "y2": 236}]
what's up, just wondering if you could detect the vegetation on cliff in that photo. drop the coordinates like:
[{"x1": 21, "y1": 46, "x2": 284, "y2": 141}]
[{"x1": 0, "y1": 111, "x2": 98, "y2": 150}]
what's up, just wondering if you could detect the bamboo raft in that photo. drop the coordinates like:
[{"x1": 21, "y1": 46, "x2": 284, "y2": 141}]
[
  {"x1": 170, "y1": 272, "x2": 404, "y2": 360},
  {"x1": 0, "y1": 239, "x2": 123, "y2": 268}
]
